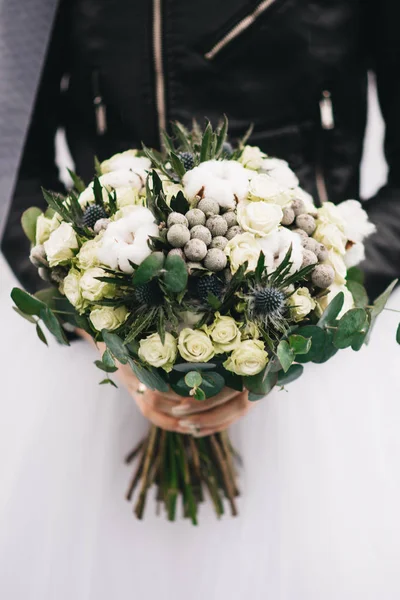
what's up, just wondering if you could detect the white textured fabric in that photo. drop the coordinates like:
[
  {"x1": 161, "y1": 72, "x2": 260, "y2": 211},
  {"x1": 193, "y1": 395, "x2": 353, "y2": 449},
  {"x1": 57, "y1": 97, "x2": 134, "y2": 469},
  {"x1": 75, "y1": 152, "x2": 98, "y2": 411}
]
[{"x1": 1, "y1": 254, "x2": 400, "y2": 600}]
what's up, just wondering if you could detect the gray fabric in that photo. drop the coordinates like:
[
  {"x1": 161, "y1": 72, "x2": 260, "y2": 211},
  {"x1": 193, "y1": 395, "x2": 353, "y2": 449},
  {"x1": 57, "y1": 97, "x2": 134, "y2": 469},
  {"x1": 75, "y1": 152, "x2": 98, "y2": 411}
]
[{"x1": 0, "y1": 0, "x2": 58, "y2": 239}]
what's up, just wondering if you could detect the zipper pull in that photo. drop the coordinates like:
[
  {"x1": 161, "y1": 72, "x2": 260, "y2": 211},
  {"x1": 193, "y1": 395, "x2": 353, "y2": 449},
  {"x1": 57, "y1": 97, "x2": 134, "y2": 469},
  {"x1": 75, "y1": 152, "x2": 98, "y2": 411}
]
[
  {"x1": 319, "y1": 90, "x2": 334, "y2": 130},
  {"x1": 94, "y1": 95, "x2": 107, "y2": 136}
]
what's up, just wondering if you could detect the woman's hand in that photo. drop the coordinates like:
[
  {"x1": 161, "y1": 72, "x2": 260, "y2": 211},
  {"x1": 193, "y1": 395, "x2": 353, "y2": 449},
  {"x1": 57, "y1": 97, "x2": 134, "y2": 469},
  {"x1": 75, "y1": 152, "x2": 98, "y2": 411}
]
[
  {"x1": 77, "y1": 329, "x2": 252, "y2": 437},
  {"x1": 117, "y1": 359, "x2": 252, "y2": 437}
]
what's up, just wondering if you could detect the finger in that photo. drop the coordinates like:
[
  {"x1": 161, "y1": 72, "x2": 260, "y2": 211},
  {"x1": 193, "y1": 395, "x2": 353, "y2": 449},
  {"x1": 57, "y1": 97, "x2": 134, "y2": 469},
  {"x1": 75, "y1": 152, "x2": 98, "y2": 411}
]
[
  {"x1": 171, "y1": 388, "x2": 241, "y2": 417},
  {"x1": 143, "y1": 390, "x2": 180, "y2": 416},
  {"x1": 178, "y1": 391, "x2": 250, "y2": 432},
  {"x1": 135, "y1": 394, "x2": 186, "y2": 432},
  {"x1": 190, "y1": 416, "x2": 238, "y2": 438}
]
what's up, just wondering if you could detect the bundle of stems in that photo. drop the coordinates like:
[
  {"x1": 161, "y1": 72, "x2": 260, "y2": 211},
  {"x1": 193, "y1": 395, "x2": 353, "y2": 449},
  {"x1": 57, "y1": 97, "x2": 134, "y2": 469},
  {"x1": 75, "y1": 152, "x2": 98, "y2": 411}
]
[{"x1": 125, "y1": 427, "x2": 240, "y2": 525}]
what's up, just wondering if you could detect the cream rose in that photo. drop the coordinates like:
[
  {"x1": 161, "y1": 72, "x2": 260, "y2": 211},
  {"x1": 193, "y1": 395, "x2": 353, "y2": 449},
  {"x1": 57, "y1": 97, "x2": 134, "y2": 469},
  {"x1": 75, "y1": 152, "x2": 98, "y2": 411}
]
[
  {"x1": 287, "y1": 287, "x2": 316, "y2": 322},
  {"x1": 178, "y1": 328, "x2": 215, "y2": 363},
  {"x1": 225, "y1": 232, "x2": 261, "y2": 273},
  {"x1": 237, "y1": 200, "x2": 283, "y2": 237},
  {"x1": 314, "y1": 222, "x2": 347, "y2": 255},
  {"x1": 239, "y1": 145, "x2": 267, "y2": 170},
  {"x1": 324, "y1": 250, "x2": 347, "y2": 285},
  {"x1": 223, "y1": 340, "x2": 269, "y2": 376},
  {"x1": 63, "y1": 269, "x2": 86, "y2": 312},
  {"x1": 138, "y1": 332, "x2": 178, "y2": 372},
  {"x1": 90, "y1": 305, "x2": 128, "y2": 332},
  {"x1": 241, "y1": 321, "x2": 260, "y2": 340},
  {"x1": 316, "y1": 284, "x2": 354, "y2": 319},
  {"x1": 248, "y1": 173, "x2": 293, "y2": 206},
  {"x1": 79, "y1": 267, "x2": 114, "y2": 302},
  {"x1": 77, "y1": 239, "x2": 101, "y2": 270},
  {"x1": 43, "y1": 222, "x2": 79, "y2": 267},
  {"x1": 317, "y1": 202, "x2": 346, "y2": 230},
  {"x1": 207, "y1": 313, "x2": 241, "y2": 354}
]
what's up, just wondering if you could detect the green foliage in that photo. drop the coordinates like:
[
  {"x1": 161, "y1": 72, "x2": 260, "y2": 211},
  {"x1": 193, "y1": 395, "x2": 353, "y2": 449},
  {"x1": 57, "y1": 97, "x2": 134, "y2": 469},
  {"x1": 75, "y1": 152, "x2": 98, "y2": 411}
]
[
  {"x1": 277, "y1": 340, "x2": 295, "y2": 372},
  {"x1": 102, "y1": 330, "x2": 130, "y2": 364},
  {"x1": 132, "y1": 252, "x2": 165, "y2": 286},
  {"x1": 277, "y1": 363, "x2": 304, "y2": 386},
  {"x1": 163, "y1": 254, "x2": 188, "y2": 293},
  {"x1": 346, "y1": 280, "x2": 368, "y2": 307},
  {"x1": 35, "y1": 323, "x2": 48, "y2": 346},
  {"x1": 128, "y1": 359, "x2": 170, "y2": 392},
  {"x1": 317, "y1": 292, "x2": 344, "y2": 327},
  {"x1": 244, "y1": 367, "x2": 278, "y2": 397},
  {"x1": 11, "y1": 288, "x2": 69, "y2": 345},
  {"x1": 397, "y1": 323, "x2": 400, "y2": 345},
  {"x1": 295, "y1": 325, "x2": 329, "y2": 363},
  {"x1": 21, "y1": 207, "x2": 42, "y2": 243},
  {"x1": 67, "y1": 169, "x2": 86, "y2": 193},
  {"x1": 173, "y1": 362, "x2": 217, "y2": 373},
  {"x1": 288, "y1": 335, "x2": 312, "y2": 355},
  {"x1": 100, "y1": 378, "x2": 118, "y2": 388},
  {"x1": 333, "y1": 308, "x2": 368, "y2": 349},
  {"x1": 184, "y1": 371, "x2": 202, "y2": 388},
  {"x1": 346, "y1": 266, "x2": 364, "y2": 284}
]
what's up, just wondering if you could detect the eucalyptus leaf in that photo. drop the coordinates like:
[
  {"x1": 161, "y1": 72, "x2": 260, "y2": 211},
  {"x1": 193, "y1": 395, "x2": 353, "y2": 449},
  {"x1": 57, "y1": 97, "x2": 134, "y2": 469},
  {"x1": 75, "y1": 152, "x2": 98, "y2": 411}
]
[
  {"x1": 317, "y1": 292, "x2": 344, "y2": 327},
  {"x1": 295, "y1": 325, "x2": 328, "y2": 363},
  {"x1": 277, "y1": 363, "x2": 304, "y2": 386},
  {"x1": 163, "y1": 254, "x2": 188, "y2": 293},
  {"x1": 288, "y1": 335, "x2": 311, "y2": 355},
  {"x1": 184, "y1": 371, "x2": 202, "y2": 388},
  {"x1": 132, "y1": 252, "x2": 165, "y2": 286},
  {"x1": 36, "y1": 323, "x2": 48, "y2": 346},
  {"x1": 277, "y1": 340, "x2": 295, "y2": 372},
  {"x1": 245, "y1": 369, "x2": 278, "y2": 397},
  {"x1": 94, "y1": 359, "x2": 118, "y2": 373},
  {"x1": 99, "y1": 378, "x2": 118, "y2": 388},
  {"x1": 11, "y1": 288, "x2": 44, "y2": 316},
  {"x1": 397, "y1": 323, "x2": 400, "y2": 345},
  {"x1": 102, "y1": 330, "x2": 130, "y2": 364},
  {"x1": 346, "y1": 280, "x2": 368, "y2": 307},
  {"x1": 21, "y1": 207, "x2": 42, "y2": 243},
  {"x1": 12, "y1": 307, "x2": 36, "y2": 323},
  {"x1": 346, "y1": 266, "x2": 365, "y2": 284},
  {"x1": 370, "y1": 279, "x2": 398, "y2": 320},
  {"x1": 173, "y1": 362, "x2": 217, "y2": 373},
  {"x1": 39, "y1": 307, "x2": 70, "y2": 345},
  {"x1": 311, "y1": 329, "x2": 339, "y2": 364},
  {"x1": 201, "y1": 372, "x2": 225, "y2": 398},
  {"x1": 193, "y1": 388, "x2": 206, "y2": 401},
  {"x1": 333, "y1": 308, "x2": 368, "y2": 349},
  {"x1": 128, "y1": 359, "x2": 169, "y2": 392}
]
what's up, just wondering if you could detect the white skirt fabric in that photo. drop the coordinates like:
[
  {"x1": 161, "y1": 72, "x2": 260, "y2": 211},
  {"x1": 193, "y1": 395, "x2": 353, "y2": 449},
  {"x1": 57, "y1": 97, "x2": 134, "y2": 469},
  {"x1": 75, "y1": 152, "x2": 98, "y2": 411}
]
[{"x1": 1, "y1": 254, "x2": 400, "y2": 600}]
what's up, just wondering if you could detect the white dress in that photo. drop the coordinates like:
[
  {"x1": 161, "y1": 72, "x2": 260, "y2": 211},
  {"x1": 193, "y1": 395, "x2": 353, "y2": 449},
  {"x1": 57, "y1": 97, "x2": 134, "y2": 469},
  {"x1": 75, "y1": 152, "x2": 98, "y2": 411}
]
[{"x1": 1, "y1": 80, "x2": 400, "y2": 600}]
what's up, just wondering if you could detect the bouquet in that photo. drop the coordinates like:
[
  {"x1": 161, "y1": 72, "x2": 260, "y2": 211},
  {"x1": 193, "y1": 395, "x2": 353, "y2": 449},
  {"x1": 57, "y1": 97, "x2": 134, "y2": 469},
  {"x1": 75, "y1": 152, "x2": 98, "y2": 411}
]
[{"x1": 11, "y1": 119, "x2": 397, "y2": 524}]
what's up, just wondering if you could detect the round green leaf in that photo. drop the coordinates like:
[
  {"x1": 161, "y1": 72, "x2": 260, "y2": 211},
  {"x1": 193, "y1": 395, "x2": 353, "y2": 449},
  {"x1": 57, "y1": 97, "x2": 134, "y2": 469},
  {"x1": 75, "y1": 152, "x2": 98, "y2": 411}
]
[
  {"x1": 277, "y1": 340, "x2": 295, "y2": 372},
  {"x1": 201, "y1": 372, "x2": 225, "y2": 398},
  {"x1": 334, "y1": 308, "x2": 368, "y2": 349},
  {"x1": 277, "y1": 363, "x2": 304, "y2": 386},
  {"x1": 11, "y1": 288, "x2": 44, "y2": 316},
  {"x1": 311, "y1": 329, "x2": 339, "y2": 363},
  {"x1": 346, "y1": 280, "x2": 368, "y2": 307},
  {"x1": 163, "y1": 254, "x2": 188, "y2": 293},
  {"x1": 184, "y1": 371, "x2": 203, "y2": 388},
  {"x1": 245, "y1": 370, "x2": 278, "y2": 398},
  {"x1": 21, "y1": 207, "x2": 42, "y2": 244},
  {"x1": 295, "y1": 325, "x2": 327, "y2": 363},
  {"x1": 132, "y1": 252, "x2": 165, "y2": 286},
  {"x1": 317, "y1": 292, "x2": 344, "y2": 327},
  {"x1": 288, "y1": 334, "x2": 312, "y2": 355}
]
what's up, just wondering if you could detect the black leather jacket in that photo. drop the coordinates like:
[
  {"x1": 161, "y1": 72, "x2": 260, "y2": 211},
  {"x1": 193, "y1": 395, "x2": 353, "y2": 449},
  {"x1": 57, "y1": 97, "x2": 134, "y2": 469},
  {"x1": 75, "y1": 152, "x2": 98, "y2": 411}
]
[{"x1": 2, "y1": 0, "x2": 400, "y2": 299}]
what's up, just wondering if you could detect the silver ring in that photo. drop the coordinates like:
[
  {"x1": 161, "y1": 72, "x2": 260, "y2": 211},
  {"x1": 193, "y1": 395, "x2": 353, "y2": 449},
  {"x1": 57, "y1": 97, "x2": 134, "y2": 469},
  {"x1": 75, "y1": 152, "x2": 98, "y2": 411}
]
[{"x1": 136, "y1": 383, "x2": 147, "y2": 395}]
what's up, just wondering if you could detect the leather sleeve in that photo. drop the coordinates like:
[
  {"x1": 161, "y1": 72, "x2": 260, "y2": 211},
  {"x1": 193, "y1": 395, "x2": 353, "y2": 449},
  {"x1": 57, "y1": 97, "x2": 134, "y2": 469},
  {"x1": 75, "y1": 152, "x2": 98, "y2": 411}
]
[
  {"x1": 362, "y1": 1, "x2": 400, "y2": 299},
  {"x1": 1, "y1": 2, "x2": 69, "y2": 293}
]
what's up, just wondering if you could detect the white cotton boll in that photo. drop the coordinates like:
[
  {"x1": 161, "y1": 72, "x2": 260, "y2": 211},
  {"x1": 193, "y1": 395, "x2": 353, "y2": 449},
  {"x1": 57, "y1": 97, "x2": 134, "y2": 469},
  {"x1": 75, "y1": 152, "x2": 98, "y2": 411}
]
[
  {"x1": 262, "y1": 158, "x2": 299, "y2": 189},
  {"x1": 101, "y1": 151, "x2": 151, "y2": 178},
  {"x1": 183, "y1": 160, "x2": 249, "y2": 207},
  {"x1": 336, "y1": 199, "x2": 376, "y2": 243},
  {"x1": 344, "y1": 242, "x2": 366, "y2": 268},
  {"x1": 203, "y1": 181, "x2": 236, "y2": 211},
  {"x1": 100, "y1": 169, "x2": 144, "y2": 191},
  {"x1": 275, "y1": 228, "x2": 304, "y2": 273}
]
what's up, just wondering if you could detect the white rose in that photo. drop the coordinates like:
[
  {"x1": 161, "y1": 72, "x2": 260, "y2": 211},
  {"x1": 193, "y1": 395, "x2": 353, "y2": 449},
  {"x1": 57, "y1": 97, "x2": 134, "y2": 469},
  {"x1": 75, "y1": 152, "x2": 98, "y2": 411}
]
[
  {"x1": 79, "y1": 267, "x2": 114, "y2": 302},
  {"x1": 90, "y1": 305, "x2": 128, "y2": 332},
  {"x1": 43, "y1": 222, "x2": 79, "y2": 267},
  {"x1": 241, "y1": 321, "x2": 260, "y2": 340},
  {"x1": 78, "y1": 168, "x2": 146, "y2": 208},
  {"x1": 324, "y1": 250, "x2": 347, "y2": 285},
  {"x1": 35, "y1": 214, "x2": 52, "y2": 245},
  {"x1": 223, "y1": 340, "x2": 269, "y2": 376},
  {"x1": 248, "y1": 173, "x2": 293, "y2": 206},
  {"x1": 63, "y1": 269, "x2": 86, "y2": 312},
  {"x1": 163, "y1": 181, "x2": 185, "y2": 204},
  {"x1": 138, "y1": 332, "x2": 178, "y2": 372},
  {"x1": 344, "y1": 242, "x2": 365, "y2": 268},
  {"x1": 178, "y1": 328, "x2": 215, "y2": 363},
  {"x1": 237, "y1": 199, "x2": 283, "y2": 237},
  {"x1": 97, "y1": 205, "x2": 159, "y2": 274},
  {"x1": 316, "y1": 284, "x2": 354, "y2": 319},
  {"x1": 77, "y1": 239, "x2": 101, "y2": 270},
  {"x1": 317, "y1": 202, "x2": 346, "y2": 230},
  {"x1": 314, "y1": 222, "x2": 347, "y2": 255},
  {"x1": 207, "y1": 313, "x2": 241, "y2": 354},
  {"x1": 225, "y1": 232, "x2": 261, "y2": 273},
  {"x1": 239, "y1": 145, "x2": 267, "y2": 170},
  {"x1": 336, "y1": 199, "x2": 376, "y2": 243},
  {"x1": 287, "y1": 286, "x2": 316, "y2": 322}
]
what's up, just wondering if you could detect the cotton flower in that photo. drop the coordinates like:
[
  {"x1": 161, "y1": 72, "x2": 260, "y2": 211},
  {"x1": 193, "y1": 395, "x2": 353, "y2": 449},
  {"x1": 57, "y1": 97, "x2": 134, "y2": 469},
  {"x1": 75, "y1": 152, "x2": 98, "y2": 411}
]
[
  {"x1": 97, "y1": 205, "x2": 158, "y2": 273},
  {"x1": 344, "y1": 242, "x2": 365, "y2": 268},
  {"x1": 258, "y1": 228, "x2": 304, "y2": 274},
  {"x1": 78, "y1": 169, "x2": 145, "y2": 208},
  {"x1": 100, "y1": 150, "x2": 151, "y2": 179},
  {"x1": 336, "y1": 200, "x2": 376, "y2": 243},
  {"x1": 261, "y1": 157, "x2": 299, "y2": 189},
  {"x1": 317, "y1": 202, "x2": 346, "y2": 230},
  {"x1": 183, "y1": 160, "x2": 249, "y2": 209}
]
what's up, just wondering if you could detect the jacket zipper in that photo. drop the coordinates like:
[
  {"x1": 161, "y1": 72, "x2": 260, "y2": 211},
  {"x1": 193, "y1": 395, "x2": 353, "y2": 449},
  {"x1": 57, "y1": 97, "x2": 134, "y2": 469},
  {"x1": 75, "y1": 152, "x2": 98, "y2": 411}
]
[
  {"x1": 92, "y1": 71, "x2": 107, "y2": 136},
  {"x1": 204, "y1": 0, "x2": 277, "y2": 60},
  {"x1": 315, "y1": 90, "x2": 334, "y2": 204},
  {"x1": 153, "y1": 0, "x2": 167, "y2": 146}
]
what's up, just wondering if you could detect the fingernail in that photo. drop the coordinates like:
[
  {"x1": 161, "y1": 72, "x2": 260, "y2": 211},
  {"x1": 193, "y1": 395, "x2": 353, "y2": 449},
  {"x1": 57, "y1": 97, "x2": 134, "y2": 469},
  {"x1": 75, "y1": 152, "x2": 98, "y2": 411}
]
[
  {"x1": 178, "y1": 419, "x2": 195, "y2": 428},
  {"x1": 171, "y1": 404, "x2": 192, "y2": 416}
]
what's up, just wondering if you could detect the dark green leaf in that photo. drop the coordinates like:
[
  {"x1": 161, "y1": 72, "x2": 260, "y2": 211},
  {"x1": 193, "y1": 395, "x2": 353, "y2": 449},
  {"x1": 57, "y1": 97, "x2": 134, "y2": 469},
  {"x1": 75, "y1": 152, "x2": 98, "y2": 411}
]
[
  {"x1": 102, "y1": 349, "x2": 116, "y2": 369},
  {"x1": 333, "y1": 308, "x2": 368, "y2": 349},
  {"x1": 128, "y1": 359, "x2": 169, "y2": 392},
  {"x1": 346, "y1": 266, "x2": 365, "y2": 284},
  {"x1": 219, "y1": 368, "x2": 243, "y2": 392},
  {"x1": 397, "y1": 323, "x2": 400, "y2": 345},
  {"x1": 94, "y1": 156, "x2": 102, "y2": 176},
  {"x1": 346, "y1": 280, "x2": 368, "y2": 307},
  {"x1": 201, "y1": 371, "x2": 225, "y2": 398},
  {"x1": 277, "y1": 340, "x2": 295, "y2": 372},
  {"x1": 288, "y1": 335, "x2": 312, "y2": 355},
  {"x1": 12, "y1": 306, "x2": 36, "y2": 323},
  {"x1": 102, "y1": 330, "x2": 130, "y2": 363},
  {"x1": 295, "y1": 325, "x2": 329, "y2": 363},
  {"x1": 173, "y1": 362, "x2": 217, "y2": 373},
  {"x1": 370, "y1": 279, "x2": 398, "y2": 320},
  {"x1": 206, "y1": 292, "x2": 222, "y2": 310},
  {"x1": 245, "y1": 369, "x2": 278, "y2": 398},
  {"x1": 92, "y1": 177, "x2": 105, "y2": 208},
  {"x1": 171, "y1": 377, "x2": 191, "y2": 397},
  {"x1": 132, "y1": 252, "x2": 165, "y2": 286},
  {"x1": 311, "y1": 330, "x2": 339, "y2": 363},
  {"x1": 200, "y1": 122, "x2": 212, "y2": 162},
  {"x1": 99, "y1": 378, "x2": 118, "y2": 388},
  {"x1": 277, "y1": 363, "x2": 304, "y2": 386},
  {"x1": 169, "y1": 152, "x2": 186, "y2": 179},
  {"x1": 36, "y1": 323, "x2": 48, "y2": 346},
  {"x1": 11, "y1": 288, "x2": 45, "y2": 316},
  {"x1": 35, "y1": 287, "x2": 61, "y2": 309},
  {"x1": 163, "y1": 254, "x2": 188, "y2": 293},
  {"x1": 215, "y1": 115, "x2": 229, "y2": 158},
  {"x1": 170, "y1": 191, "x2": 189, "y2": 215},
  {"x1": 184, "y1": 371, "x2": 202, "y2": 388},
  {"x1": 39, "y1": 307, "x2": 70, "y2": 345},
  {"x1": 350, "y1": 330, "x2": 368, "y2": 351},
  {"x1": 21, "y1": 207, "x2": 42, "y2": 243},
  {"x1": 193, "y1": 388, "x2": 206, "y2": 401},
  {"x1": 67, "y1": 169, "x2": 86, "y2": 193},
  {"x1": 317, "y1": 292, "x2": 344, "y2": 327},
  {"x1": 94, "y1": 359, "x2": 118, "y2": 373}
]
